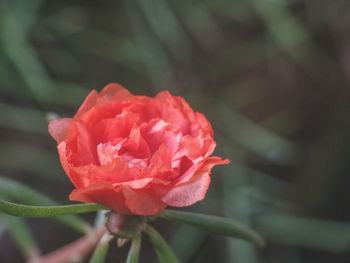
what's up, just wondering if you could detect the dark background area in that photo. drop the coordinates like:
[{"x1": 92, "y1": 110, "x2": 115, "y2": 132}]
[{"x1": 1, "y1": 0, "x2": 350, "y2": 262}]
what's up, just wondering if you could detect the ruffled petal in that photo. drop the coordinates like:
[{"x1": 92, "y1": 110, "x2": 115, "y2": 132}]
[
  {"x1": 70, "y1": 183, "x2": 131, "y2": 214},
  {"x1": 122, "y1": 185, "x2": 167, "y2": 215},
  {"x1": 155, "y1": 91, "x2": 190, "y2": 134},
  {"x1": 48, "y1": 118, "x2": 72, "y2": 143},
  {"x1": 158, "y1": 172, "x2": 211, "y2": 207},
  {"x1": 141, "y1": 119, "x2": 182, "y2": 155},
  {"x1": 149, "y1": 144, "x2": 172, "y2": 170},
  {"x1": 172, "y1": 135, "x2": 203, "y2": 161},
  {"x1": 191, "y1": 112, "x2": 214, "y2": 138},
  {"x1": 179, "y1": 156, "x2": 230, "y2": 184},
  {"x1": 120, "y1": 125, "x2": 151, "y2": 158},
  {"x1": 119, "y1": 178, "x2": 154, "y2": 189},
  {"x1": 200, "y1": 135, "x2": 216, "y2": 158},
  {"x1": 75, "y1": 84, "x2": 132, "y2": 120},
  {"x1": 100, "y1": 83, "x2": 133, "y2": 102},
  {"x1": 174, "y1": 95, "x2": 195, "y2": 117},
  {"x1": 156, "y1": 156, "x2": 230, "y2": 207},
  {"x1": 75, "y1": 156, "x2": 132, "y2": 184},
  {"x1": 93, "y1": 111, "x2": 138, "y2": 143},
  {"x1": 115, "y1": 177, "x2": 169, "y2": 190},
  {"x1": 75, "y1": 84, "x2": 132, "y2": 126},
  {"x1": 65, "y1": 121, "x2": 98, "y2": 166},
  {"x1": 97, "y1": 139, "x2": 125, "y2": 165},
  {"x1": 122, "y1": 98, "x2": 160, "y2": 123},
  {"x1": 74, "y1": 90, "x2": 99, "y2": 119},
  {"x1": 140, "y1": 145, "x2": 177, "y2": 181},
  {"x1": 57, "y1": 142, "x2": 91, "y2": 188}
]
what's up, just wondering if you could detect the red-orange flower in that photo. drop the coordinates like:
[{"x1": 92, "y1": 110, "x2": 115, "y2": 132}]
[{"x1": 49, "y1": 83, "x2": 229, "y2": 215}]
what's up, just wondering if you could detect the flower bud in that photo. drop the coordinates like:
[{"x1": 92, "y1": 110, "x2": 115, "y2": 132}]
[{"x1": 106, "y1": 211, "x2": 146, "y2": 238}]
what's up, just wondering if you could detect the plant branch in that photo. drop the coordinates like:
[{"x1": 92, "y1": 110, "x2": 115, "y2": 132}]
[{"x1": 0, "y1": 200, "x2": 106, "y2": 217}]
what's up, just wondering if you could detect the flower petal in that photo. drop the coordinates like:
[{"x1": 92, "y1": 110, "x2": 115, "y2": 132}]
[
  {"x1": 74, "y1": 90, "x2": 99, "y2": 119},
  {"x1": 116, "y1": 177, "x2": 169, "y2": 190},
  {"x1": 70, "y1": 183, "x2": 131, "y2": 214},
  {"x1": 57, "y1": 142, "x2": 91, "y2": 188},
  {"x1": 194, "y1": 112, "x2": 214, "y2": 138},
  {"x1": 48, "y1": 118, "x2": 72, "y2": 143},
  {"x1": 140, "y1": 145, "x2": 177, "y2": 181},
  {"x1": 123, "y1": 98, "x2": 160, "y2": 123},
  {"x1": 157, "y1": 156, "x2": 230, "y2": 207},
  {"x1": 141, "y1": 119, "x2": 182, "y2": 155},
  {"x1": 158, "y1": 172, "x2": 211, "y2": 207},
  {"x1": 100, "y1": 83, "x2": 133, "y2": 102},
  {"x1": 122, "y1": 185, "x2": 167, "y2": 215},
  {"x1": 156, "y1": 91, "x2": 191, "y2": 134},
  {"x1": 121, "y1": 125, "x2": 151, "y2": 158},
  {"x1": 75, "y1": 156, "x2": 133, "y2": 184},
  {"x1": 65, "y1": 121, "x2": 98, "y2": 166},
  {"x1": 75, "y1": 84, "x2": 132, "y2": 124},
  {"x1": 93, "y1": 111, "x2": 138, "y2": 143},
  {"x1": 173, "y1": 135, "x2": 203, "y2": 161},
  {"x1": 179, "y1": 156, "x2": 230, "y2": 184}
]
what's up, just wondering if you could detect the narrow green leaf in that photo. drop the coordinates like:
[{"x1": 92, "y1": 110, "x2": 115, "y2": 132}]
[
  {"x1": 123, "y1": 0, "x2": 176, "y2": 93},
  {"x1": 0, "y1": 103, "x2": 46, "y2": 134},
  {"x1": 0, "y1": 214, "x2": 39, "y2": 259},
  {"x1": 145, "y1": 225, "x2": 181, "y2": 263},
  {"x1": 126, "y1": 234, "x2": 142, "y2": 263},
  {"x1": 0, "y1": 176, "x2": 58, "y2": 205},
  {"x1": 137, "y1": 0, "x2": 191, "y2": 58},
  {"x1": 0, "y1": 176, "x2": 89, "y2": 233},
  {"x1": 88, "y1": 233, "x2": 113, "y2": 263},
  {"x1": 216, "y1": 103, "x2": 298, "y2": 165},
  {"x1": 0, "y1": 200, "x2": 106, "y2": 217},
  {"x1": 1, "y1": 7, "x2": 55, "y2": 102},
  {"x1": 157, "y1": 210, "x2": 265, "y2": 247},
  {"x1": 256, "y1": 212, "x2": 350, "y2": 252},
  {"x1": 253, "y1": 0, "x2": 315, "y2": 60}
]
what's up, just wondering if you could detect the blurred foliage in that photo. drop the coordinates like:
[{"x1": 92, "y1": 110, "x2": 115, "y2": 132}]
[{"x1": 1, "y1": 0, "x2": 350, "y2": 262}]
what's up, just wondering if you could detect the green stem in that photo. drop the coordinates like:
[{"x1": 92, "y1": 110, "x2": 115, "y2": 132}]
[
  {"x1": 0, "y1": 200, "x2": 106, "y2": 217},
  {"x1": 0, "y1": 176, "x2": 91, "y2": 233},
  {"x1": 126, "y1": 234, "x2": 142, "y2": 263},
  {"x1": 88, "y1": 233, "x2": 113, "y2": 263},
  {"x1": 0, "y1": 214, "x2": 39, "y2": 260},
  {"x1": 146, "y1": 225, "x2": 181, "y2": 263}
]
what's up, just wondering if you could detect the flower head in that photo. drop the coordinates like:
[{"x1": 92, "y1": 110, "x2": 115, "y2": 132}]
[{"x1": 49, "y1": 83, "x2": 229, "y2": 215}]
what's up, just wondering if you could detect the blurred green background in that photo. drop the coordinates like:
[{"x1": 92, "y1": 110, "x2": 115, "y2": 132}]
[{"x1": 1, "y1": 0, "x2": 350, "y2": 262}]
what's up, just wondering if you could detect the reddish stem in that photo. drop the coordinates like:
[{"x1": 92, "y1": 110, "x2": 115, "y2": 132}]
[{"x1": 27, "y1": 227, "x2": 107, "y2": 263}]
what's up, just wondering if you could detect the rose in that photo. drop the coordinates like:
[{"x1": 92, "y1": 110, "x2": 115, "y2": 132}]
[{"x1": 49, "y1": 83, "x2": 229, "y2": 215}]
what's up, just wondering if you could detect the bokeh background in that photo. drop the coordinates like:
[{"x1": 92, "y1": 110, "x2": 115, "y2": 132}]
[{"x1": 1, "y1": 0, "x2": 350, "y2": 262}]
